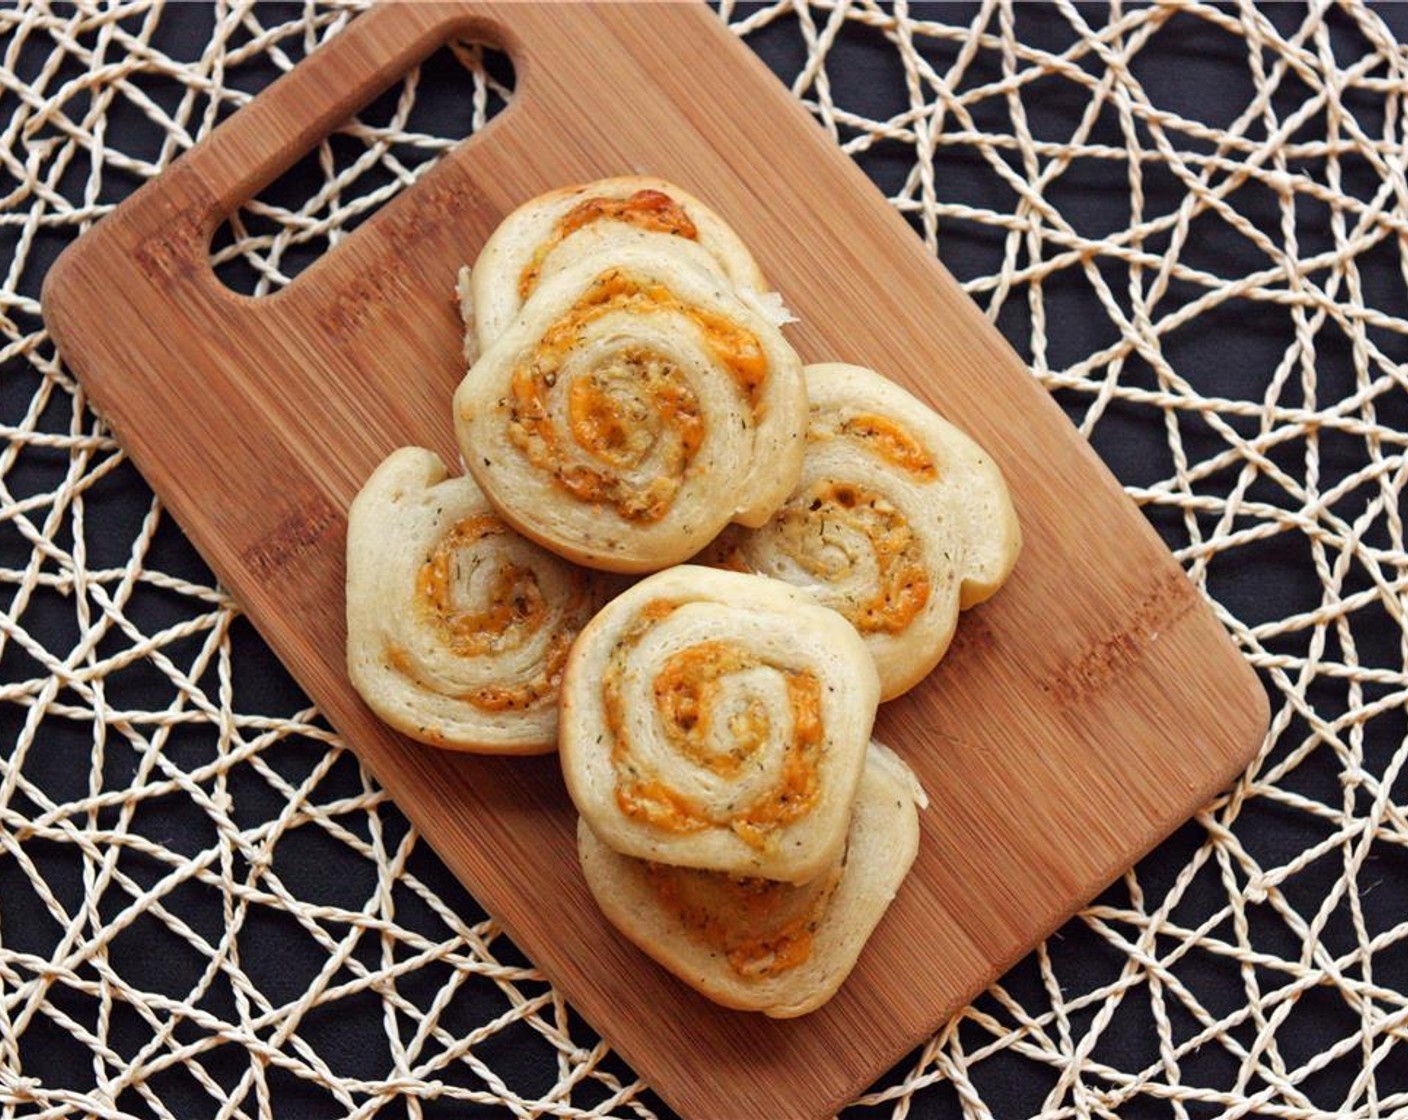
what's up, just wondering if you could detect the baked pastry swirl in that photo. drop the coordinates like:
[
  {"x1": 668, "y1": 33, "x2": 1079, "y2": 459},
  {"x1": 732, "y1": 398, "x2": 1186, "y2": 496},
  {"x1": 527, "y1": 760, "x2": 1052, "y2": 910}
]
[
  {"x1": 346, "y1": 447, "x2": 601, "y2": 753},
  {"x1": 466, "y1": 176, "x2": 769, "y2": 353},
  {"x1": 559, "y1": 566, "x2": 880, "y2": 884},
  {"x1": 702, "y1": 362, "x2": 1020, "y2": 698},
  {"x1": 454, "y1": 238, "x2": 807, "y2": 572},
  {"x1": 578, "y1": 741, "x2": 924, "y2": 1017}
]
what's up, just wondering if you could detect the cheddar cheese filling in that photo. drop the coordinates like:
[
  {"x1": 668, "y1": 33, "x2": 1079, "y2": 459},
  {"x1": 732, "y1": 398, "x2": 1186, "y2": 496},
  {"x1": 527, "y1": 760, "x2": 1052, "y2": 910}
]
[
  {"x1": 517, "y1": 189, "x2": 700, "y2": 300},
  {"x1": 645, "y1": 858, "x2": 844, "y2": 978},
  {"x1": 601, "y1": 600, "x2": 825, "y2": 849},
  {"x1": 399, "y1": 514, "x2": 583, "y2": 712},
  {"x1": 839, "y1": 412, "x2": 938, "y2": 480}
]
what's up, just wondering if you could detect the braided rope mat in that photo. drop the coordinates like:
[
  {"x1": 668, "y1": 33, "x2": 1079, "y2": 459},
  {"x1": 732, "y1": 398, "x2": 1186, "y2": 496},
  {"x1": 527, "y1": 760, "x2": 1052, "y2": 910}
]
[{"x1": 3, "y1": 1, "x2": 1407, "y2": 1116}]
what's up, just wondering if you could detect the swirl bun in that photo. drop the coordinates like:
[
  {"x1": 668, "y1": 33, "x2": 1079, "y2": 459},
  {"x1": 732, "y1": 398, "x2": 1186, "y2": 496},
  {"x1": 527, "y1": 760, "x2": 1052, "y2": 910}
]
[
  {"x1": 346, "y1": 447, "x2": 602, "y2": 753},
  {"x1": 468, "y1": 177, "x2": 768, "y2": 352},
  {"x1": 703, "y1": 362, "x2": 1020, "y2": 698},
  {"x1": 578, "y1": 741, "x2": 924, "y2": 1017},
  {"x1": 559, "y1": 566, "x2": 880, "y2": 884},
  {"x1": 455, "y1": 239, "x2": 807, "y2": 572}
]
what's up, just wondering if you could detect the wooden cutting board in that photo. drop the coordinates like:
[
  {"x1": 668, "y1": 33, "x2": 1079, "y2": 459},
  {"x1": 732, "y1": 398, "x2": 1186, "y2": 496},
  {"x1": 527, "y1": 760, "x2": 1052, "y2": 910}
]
[{"x1": 41, "y1": 4, "x2": 1269, "y2": 1117}]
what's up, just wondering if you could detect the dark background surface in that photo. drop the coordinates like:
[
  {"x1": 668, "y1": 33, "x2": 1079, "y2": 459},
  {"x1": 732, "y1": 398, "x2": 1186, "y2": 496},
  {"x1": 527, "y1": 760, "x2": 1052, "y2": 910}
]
[{"x1": 3, "y1": 3, "x2": 1406, "y2": 1117}]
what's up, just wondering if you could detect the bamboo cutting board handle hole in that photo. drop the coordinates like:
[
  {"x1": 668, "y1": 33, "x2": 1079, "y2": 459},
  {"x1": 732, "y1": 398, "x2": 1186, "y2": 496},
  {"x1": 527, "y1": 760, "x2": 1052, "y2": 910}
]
[
  {"x1": 210, "y1": 39, "x2": 515, "y2": 297},
  {"x1": 116, "y1": 4, "x2": 528, "y2": 304}
]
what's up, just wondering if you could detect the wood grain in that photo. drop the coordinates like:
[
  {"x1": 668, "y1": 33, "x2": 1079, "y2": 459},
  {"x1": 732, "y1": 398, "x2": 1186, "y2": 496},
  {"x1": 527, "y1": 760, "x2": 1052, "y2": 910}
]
[{"x1": 40, "y1": 4, "x2": 1269, "y2": 1117}]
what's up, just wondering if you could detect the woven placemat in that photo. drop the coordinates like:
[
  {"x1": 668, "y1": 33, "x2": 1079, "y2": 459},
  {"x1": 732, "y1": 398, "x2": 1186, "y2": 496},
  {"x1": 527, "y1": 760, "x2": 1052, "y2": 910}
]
[{"x1": 3, "y1": 2, "x2": 1407, "y2": 1117}]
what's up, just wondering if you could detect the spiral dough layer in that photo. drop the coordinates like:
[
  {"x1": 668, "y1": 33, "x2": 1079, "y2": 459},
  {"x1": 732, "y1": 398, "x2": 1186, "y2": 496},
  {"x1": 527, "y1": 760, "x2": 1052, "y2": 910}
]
[
  {"x1": 577, "y1": 741, "x2": 924, "y2": 1017},
  {"x1": 702, "y1": 362, "x2": 1020, "y2": 699},
  {"x1": 346, "y1": 447, "x2": 603, "y2": 753},
  {"x1": 455, "y1": 238, "x2": 807, "y2": 572},
  {"x1": 559, "y1": 566, "x2": 880, "y2": 883},
  {"x1": 466, "y1": 176, "x2": 769, "y2": 353}
]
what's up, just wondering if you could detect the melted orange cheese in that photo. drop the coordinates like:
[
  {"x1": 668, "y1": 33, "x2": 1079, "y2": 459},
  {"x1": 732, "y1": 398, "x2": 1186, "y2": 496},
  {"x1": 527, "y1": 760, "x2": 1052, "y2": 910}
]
[
  {"x1": 840, "y1": 413, "x2": 937, "y2": 480},
  {"x1": 642, "y1": 599, "x2": 682, "y2": 623},
  {"x1": 567, "y1": 377, "x2": 643, "y2": 470},
  {"x1": 645, "y1": 859, "x2": 843, "y2": 978},
  {"x1": 505, "y1": 271, "x2": 767, "y2": 521},
  {"x1": 653, "y1": 642, "x2": 768, "y2": 778},
  {"x1": 689, "y1": 305, "x2": 768, "y2": 407},
  {"x1": 601, "y1": 603, "x2": 824, "y2": 848},
  {"x1": 385, "y1": 642, "x2": 414, "y2": 677},
  {"x1": 706, "y1": 548, "x2": 751, "y2": 574},
  {"x1": 730, "y1": 670, "x2": 821, "y2": 847},
  {"x1": 403, "y1": 515, "x2": 582, "y2": 712},
  {"x1": 612, "y1": 777, "x2": 708, "y2": 836},
  {"x1": 518, "y1": 189, "x2": 699, "y2": 300},
  {"x1": 465, "y1": 629, "x2": 574, "y2": 712},
  {"x1": 776, "y1": 481, "x2": 930, "y2": 635},
  {"x1": 546, "y1": 270, "x2": 767, "y2": 406},
  {"x1": 416, "y1": 516, "x2": 545, "y2": 657},
  {"x1": 565, "y1": 363, "x2": 705, "y2": 475}
]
